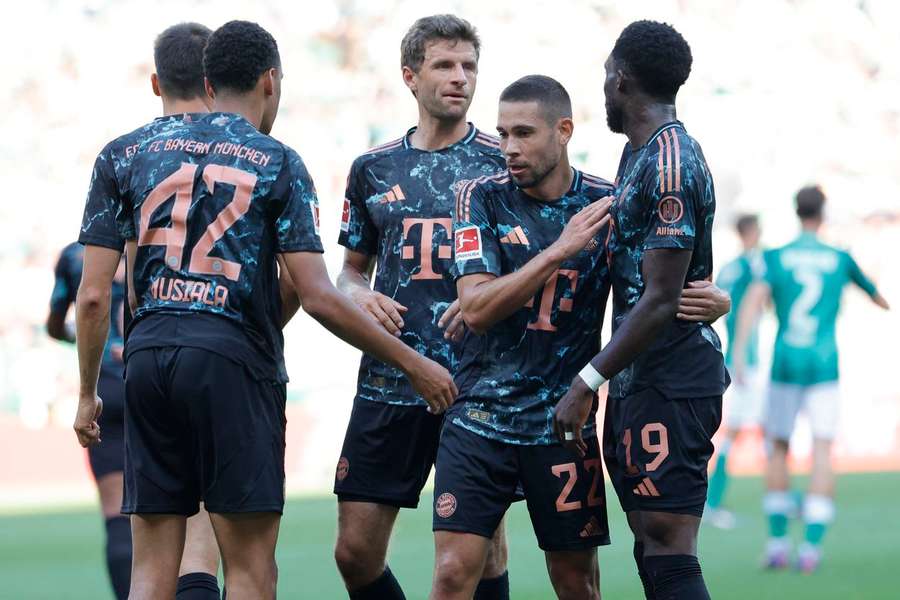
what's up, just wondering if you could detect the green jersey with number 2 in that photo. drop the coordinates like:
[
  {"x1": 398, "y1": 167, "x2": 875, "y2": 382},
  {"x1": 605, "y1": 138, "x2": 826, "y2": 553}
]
[{"x1": 763, "y1": 232, "x2": 878, "y2": 385}]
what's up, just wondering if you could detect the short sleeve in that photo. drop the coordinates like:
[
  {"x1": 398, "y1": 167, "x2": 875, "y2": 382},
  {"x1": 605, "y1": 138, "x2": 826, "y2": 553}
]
[
  {"x1": 49, "y1": 245, "x2": 78, "y2": 315},
  {"x1": 642, "y1": 182, "x2": 696, "y2": 251},
  {"x1": 272, "y1": 149, "x2": 324, "y2": 254},
  {"x1": 451, "y1": 179, "x2": 502, "y2": 279},
  {"x1": 337, "y1": 159, "x2": 379, "y2": 255},
  {"x1": 78, "y1": 149, "x2": 127, "y2": 251},
  {"x1": 846, "y1": 252, "x2": 878, "y2": 297}
]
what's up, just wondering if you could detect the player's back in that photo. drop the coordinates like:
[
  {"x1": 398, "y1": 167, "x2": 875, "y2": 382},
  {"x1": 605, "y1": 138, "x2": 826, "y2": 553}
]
[
  {"x1": 764, "y1": 232, "x2": 866, "y2": 384},
  {"x1": 118, "y1": 112, "x2": 322, "y2": 382}
]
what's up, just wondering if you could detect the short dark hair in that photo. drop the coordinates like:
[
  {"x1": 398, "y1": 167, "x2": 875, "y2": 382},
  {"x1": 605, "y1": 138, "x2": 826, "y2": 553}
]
[
  {"x1": 499, "y1": 75, "x2": 572, "y2": 123},
  {"x1": 154, "y1": 22, "x2": 212, "y2": 100},
  {"x1": 204, "y1": 20, "x2": 280, "y2": 94},
  {"x1": 611, "y1": 20, "x2": 692, "y2": 100},
  {"x1": 401, "y1": 14, "x2": 480, "y2": 72},
  {"x1": 795, "y1": 185, "x2": 826, "y2": 219},
  {"x1": 735, "y1": 214, "x2": 759, "y2": 235}
]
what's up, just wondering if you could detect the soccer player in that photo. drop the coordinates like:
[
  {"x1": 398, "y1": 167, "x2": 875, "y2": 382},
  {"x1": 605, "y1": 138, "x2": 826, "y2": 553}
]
[
  {"x1": 555, "y1": 21, "x2": 728, "y2": 600},
  {"x1": 733, "y1": 185, "x2": 889, "y2": 572},
  {"x1": 47, "y1": 245, "x2": 131, "y2": 598},
  {"x1": 705, "y1": 214, "x2": 765, "y2": 528},
  {"x1": 430, "y1": 76, "x2": 729, "y2": 600},
  {"x1": 334, "y1": 15, "x2": 510, "y2": 600},
  {"x1": 74, "y1": 20, "x2": 456, "y2": 600},
  {"x1": 50, "y1": 23, "x2": 224, "y2": 600}
]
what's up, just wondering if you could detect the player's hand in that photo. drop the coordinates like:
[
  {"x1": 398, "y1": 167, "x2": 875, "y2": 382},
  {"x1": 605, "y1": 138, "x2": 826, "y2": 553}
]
[
  {"x1": 553, "y1": 377, "x2": 596, "y2": 458},
  {"x1": 348, "y1": 288, "x2": 408, "y2": 337},
  {"x1": 405, "y1": 356, "x2": 458, "y2": 415},
  {"x1": 550, "y1": 197, "x2": 611, "y2": 260},
  {"x1": 677, "y1": 280, "x2": 731, "y2": 323},
  {"x1": 438, "y1": 300, "x2": 466, "y2": 343},
  {"x1": 74, "y1": 392, "x2": 103, "y2": 448}
]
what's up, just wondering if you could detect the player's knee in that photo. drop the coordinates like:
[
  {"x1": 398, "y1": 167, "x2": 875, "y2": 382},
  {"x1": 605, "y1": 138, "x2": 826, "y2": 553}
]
[
  {"x1": 433, "y1": 551, "x2": 479, "y2": 594},
  {"x1": 334, "y1": 533, "x2": 383, "y2": 582},
  {"x1": 224, "y1": 557, "x2": 277, "y2": 599},
  {"x1": 641, "y1": 513, "x2": 694, "y2": 553},
  {"x1": 547, "y1": 562, "x2": 597, "y2": 600}
]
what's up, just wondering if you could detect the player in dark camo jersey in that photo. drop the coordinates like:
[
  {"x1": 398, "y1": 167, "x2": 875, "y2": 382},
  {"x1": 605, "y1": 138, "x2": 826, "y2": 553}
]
[
  {"x1": 333, "y1": 15, "x2": 510, "y2": 600},
  {"x1": 47, "y1": 242, "x2": 131, "y2": 598},
  {"x1": 555, "y1": 21, "x2": 728, "y2": 600},
  {"x1": 53, "y1": 23, "x2": 228, "y2": 600},
  {"x1": 429, "y1": 75, "x2": 729, "y2": 600},
  {"x1": 75, "y1": 21, "x2": 455, "y2": 599}
]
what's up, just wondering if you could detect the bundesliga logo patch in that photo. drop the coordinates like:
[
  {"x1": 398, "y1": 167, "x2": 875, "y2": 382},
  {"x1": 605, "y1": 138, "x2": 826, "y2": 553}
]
[
  {"x1": 454, "y1": 225, "x2": 482, "y2": 261},
  {"x1": 340, "y1": 197, "x2": 351, "y2": 232}
]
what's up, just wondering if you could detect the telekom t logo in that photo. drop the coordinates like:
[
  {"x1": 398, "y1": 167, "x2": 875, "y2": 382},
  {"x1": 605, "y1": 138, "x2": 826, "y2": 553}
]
[
  {"x1": 525, "y1": 269, "x2": 579, "y2": 331},
  {"x1": 401, "y1": 218, "x2": 453, "y2": 280}
]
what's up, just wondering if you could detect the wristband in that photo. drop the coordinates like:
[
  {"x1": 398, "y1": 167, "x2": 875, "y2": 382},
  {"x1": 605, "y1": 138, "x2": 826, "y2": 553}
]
[{"x1": 578, "y1": 363, "x2": 607, "y2": 392}]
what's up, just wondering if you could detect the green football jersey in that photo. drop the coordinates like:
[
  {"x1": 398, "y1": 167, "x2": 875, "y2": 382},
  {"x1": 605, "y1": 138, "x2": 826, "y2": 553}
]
[
  {"x1": 763, "y1": 232, "x2": 878, "y2": 385},
  {"x1": 717, "y1": 250, "x2": 764, "y2": 368}
]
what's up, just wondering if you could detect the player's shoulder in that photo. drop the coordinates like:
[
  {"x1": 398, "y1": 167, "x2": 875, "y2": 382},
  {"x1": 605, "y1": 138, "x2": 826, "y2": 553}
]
[
  {"x1": 644, "y1": 122, "x2": 707, "y2": 175},
  {"x1": 469, "y1": 127, "x2": 503, "y2": 158},
  {"x1": 59, "y1": 241, "x2": 84, "y2": 264},
  {"x1": 454, "y1": 171, "x2": 512, "y2": 221},
  {"x1": 578, "y1": 170, "x2": 615, "y2": 197},
  {"x1": 351, "y1": 134, "x2": 408, "y2": 171}
]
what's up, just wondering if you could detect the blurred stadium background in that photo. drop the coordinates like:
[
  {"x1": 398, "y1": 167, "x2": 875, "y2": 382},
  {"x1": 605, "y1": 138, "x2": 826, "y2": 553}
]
[{"x1": 1, "y1": 0, "x2": 898, "y2": 597}]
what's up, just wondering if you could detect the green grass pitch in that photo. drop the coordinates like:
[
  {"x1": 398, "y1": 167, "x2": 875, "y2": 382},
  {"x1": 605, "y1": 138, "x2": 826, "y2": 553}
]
[{"x1": 2, "y1": 472, "x2": 897, "y2": 599}]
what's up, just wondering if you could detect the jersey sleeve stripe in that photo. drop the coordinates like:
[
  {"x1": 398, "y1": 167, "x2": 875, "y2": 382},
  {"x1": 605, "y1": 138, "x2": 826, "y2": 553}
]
[
  {"x1": 475, "y1": 132, "x2": 501, "y2": 148},
  {"x1": 657, "y1": 136, "x2": 666, "y2": 193},
  {"x1": 365, "y1": 138, "x2": 403, "y2": 155},
  {"x1": 671, "y1": 130, "x2": 681, "y2": 191},
  {"x1": 663, "y1": 129, "x2": 674, "y2": 193}
]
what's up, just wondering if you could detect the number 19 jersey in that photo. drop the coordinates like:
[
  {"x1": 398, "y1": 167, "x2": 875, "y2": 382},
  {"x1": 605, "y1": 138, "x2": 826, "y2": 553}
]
[{"x1": 79, "y1": 112, "x2": 323, "y2": 383}]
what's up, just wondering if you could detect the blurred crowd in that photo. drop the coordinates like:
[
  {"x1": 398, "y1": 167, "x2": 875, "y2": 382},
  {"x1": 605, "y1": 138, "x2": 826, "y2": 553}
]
[{"x1": 2, "y1": 0, "x2": 898, "y2": 438}]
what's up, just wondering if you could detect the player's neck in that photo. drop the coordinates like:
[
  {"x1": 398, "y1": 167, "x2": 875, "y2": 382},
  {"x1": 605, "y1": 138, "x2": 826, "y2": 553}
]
[
  {"x1": 800, "y1": 220, "x2": 822, "y2": 234},
  {"x1": 521, "y1": 156, "x2": 573, "y2": 202},
  {"x1": 212, "y1": 95, "x2": 265, "y2": 131},
  {"x1": 162, "y1": 97, "x2": 210, "y2": 117},
  {"x1": 409, "y1": 113, "x2": 469, "y2": 151},
  {"x1": 624, "y1": 101, "x2": 677, "y2": 148}
]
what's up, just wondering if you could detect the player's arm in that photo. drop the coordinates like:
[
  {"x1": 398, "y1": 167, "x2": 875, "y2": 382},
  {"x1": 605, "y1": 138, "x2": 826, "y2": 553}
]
[
  {"x1": 732, "y1": 280, "x2": 770, "y2": 383},
  {"x1": 337, "y1": 249, "x2": 407, "y2": 336},
  {"x1": 276, "y1": 255, "x2": 301, "y2": 328},
  {"x1": 676, "y1": 279, "x2": 732, "y2": 323},
  {"x1": 46, "y1": 248, "x2": 77, "y2": 343},
  {"x1": 847, "y1": 254, "x2": 890, "y2": 310},
  {"x1": 281, "y1": 251, "x2": 456, "y2": 413},
  {"x1": 74, "y1": 245, "x2": 121, "y2": 447},
  {"x1": 553, "y1": 247, "x2": 692, "y2": 455},
  {"x1": 456, "y1": 198, "x2": 611, "y2": 335}
]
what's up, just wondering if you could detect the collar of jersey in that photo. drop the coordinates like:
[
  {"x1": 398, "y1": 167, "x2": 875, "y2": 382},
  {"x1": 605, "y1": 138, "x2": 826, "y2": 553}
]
[
  {"x1": 402, "y1": 122, "x2": 477, "y2": 151},
  {"x1": 639, "y1": 120, "x2": 685, "y2": 149}
]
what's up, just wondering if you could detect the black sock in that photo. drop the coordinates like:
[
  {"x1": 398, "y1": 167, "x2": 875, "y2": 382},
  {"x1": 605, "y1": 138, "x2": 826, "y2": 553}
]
[
  {"x1": 633, "y1": 541, "x2": 656, "y2": 599},
  {"x1": 349, "y1": 566, "x2": 406, "y2": 600},
  {"x1": 643, "y1": 554, "x2": 710, "y2": 600},
  {"x1": 104, "y1": 516, "x2": 132, "y2": 600},
  {"x1": 176, "y1": 572, "x2": 220, "y2": 599},
  {"x1": 474, "y1": 570, "x2": 509, "y2": 600}
]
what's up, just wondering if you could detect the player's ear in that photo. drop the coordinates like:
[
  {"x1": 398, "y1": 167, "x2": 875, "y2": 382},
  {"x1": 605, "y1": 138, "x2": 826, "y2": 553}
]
[
  {"x1": 262, "y1": 68, "x2": 277, "y2": 97},
  {"x1": 558, "y1": 117, "x2": 574, "y2": 145},
  {"x1": 204, "y1": 77, "x2": 216, "y2": 101},
  {"x1": 151, "y1": 73, "x2": 161, "y2": 97},
  {"x1": 401, "y1": 66, "x2": 418, "y2": 98}
]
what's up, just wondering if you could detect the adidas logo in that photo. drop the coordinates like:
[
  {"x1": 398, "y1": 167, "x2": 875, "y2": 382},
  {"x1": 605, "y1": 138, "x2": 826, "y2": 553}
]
[
  {"x1": 580, "y1": 516, "x2": 603, "y2": 538},
  {"x1": 379, "y1": 184, "x2": 406, "y2": 203},
  {"x1": 632, "y1": 477, "x2": 660, "y2": 497},
  {"x1": 500, "y1": 226, "x2": 529, "y2": 245}
]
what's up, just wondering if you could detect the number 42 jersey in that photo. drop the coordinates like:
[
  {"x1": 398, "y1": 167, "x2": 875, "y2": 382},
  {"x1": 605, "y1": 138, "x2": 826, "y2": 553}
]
[{"x1": 79, "y1": 112, "x2": 323, "y2": 383}]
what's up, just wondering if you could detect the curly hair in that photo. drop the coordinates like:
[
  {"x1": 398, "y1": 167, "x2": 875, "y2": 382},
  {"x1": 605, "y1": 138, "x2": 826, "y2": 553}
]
[
  {"x1": 204, "y1": 20, "x2": 280, "y2": 93},
  {"x1": 154, "y1": 22, "x2": 211, "y2": 100},
  {"x1": 611, "y1": 20, "x2": 692, "y2": 100},
  {"x1": 401, "y1": 14, "x2": 480, "y2": 72}
]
